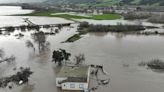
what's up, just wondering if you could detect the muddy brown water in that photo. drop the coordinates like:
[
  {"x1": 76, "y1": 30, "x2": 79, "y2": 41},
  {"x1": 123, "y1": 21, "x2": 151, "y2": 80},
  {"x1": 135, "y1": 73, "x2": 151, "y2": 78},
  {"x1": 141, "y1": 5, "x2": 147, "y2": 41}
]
[
  {"x1": 0, "y1": 6, "x2": 164, "y2": 92},
  {"x1": 1, "y1": 27, "x2": 164, "y2": 92}
]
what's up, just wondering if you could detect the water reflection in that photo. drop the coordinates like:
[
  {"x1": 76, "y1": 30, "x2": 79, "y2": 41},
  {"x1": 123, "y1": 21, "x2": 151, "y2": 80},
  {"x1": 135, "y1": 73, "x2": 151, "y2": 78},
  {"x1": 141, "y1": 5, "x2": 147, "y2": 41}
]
[
  {"x1": 113, "y1": 33, "x2": 127, "y2": 40},
  {"x1": 89, "y1": 32, "x2": 108, "y2": 37}
]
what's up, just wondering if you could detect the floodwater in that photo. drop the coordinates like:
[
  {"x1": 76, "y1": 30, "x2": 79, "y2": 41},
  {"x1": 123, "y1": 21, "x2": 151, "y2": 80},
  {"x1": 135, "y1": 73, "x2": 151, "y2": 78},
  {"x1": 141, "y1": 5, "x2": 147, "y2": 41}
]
[
  {"x1": 78, "y1": 18, "x2": 164, "y2": 27},
  {"x1": 0, "y1": 6, "x2": 164, "y2": 92},
  {"x1": 0, "y1": 6, "x2": 34, "y2": 15}
]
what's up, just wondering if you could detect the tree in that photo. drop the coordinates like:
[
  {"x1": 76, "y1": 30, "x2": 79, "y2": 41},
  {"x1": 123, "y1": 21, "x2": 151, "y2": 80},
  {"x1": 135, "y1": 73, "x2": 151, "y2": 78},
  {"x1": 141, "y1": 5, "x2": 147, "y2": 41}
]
[
  {"x1": 26, "y1": 40, "x2": 35, "y2": 53},
  {"x1": 74, "y1": 54, "x2": 85, "y2": 66},
  {"x1": 31, "y1": 31, "x2": 50, "y2": 53},
  {"x1": 32, "y1": 31, "x2": 46, "y2": 52},
  {"x1": 52, "y1": 49, "x2": 71, "y2": 66}
]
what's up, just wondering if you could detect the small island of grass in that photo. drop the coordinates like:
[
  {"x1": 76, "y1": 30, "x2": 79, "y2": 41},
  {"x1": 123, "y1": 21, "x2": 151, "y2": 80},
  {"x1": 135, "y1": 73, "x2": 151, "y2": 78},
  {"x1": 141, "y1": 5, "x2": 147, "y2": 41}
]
[{"x1": 65, "y1": 34, "x2": 81, "y2": 42}]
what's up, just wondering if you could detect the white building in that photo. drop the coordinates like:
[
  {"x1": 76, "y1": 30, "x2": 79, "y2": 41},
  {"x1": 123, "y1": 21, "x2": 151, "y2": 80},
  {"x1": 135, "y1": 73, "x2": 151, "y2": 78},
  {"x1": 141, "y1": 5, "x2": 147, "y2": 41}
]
[{"x1": 56, "y1": 65, "x2": 90, "y2": 91}]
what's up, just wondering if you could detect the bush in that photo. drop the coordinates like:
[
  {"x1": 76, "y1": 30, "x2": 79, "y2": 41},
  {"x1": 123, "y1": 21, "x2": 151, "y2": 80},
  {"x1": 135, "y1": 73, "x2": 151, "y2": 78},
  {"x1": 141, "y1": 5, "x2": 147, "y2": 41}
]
[
  {"x1": 78, "y1": 22, "x2": 89, "y2": 29},
  {"x1": 147, "y1": 59, "x2": 164, "y2": 69},
  {"x1": 5, "y1": 26, "x2": 15, "y2": 32},
  {"x1": 20, "y1": 25, "x2": 26, "y2": 31},
  {"x1": 139, "y1": 59, "x2": 164, "y2": 70}
]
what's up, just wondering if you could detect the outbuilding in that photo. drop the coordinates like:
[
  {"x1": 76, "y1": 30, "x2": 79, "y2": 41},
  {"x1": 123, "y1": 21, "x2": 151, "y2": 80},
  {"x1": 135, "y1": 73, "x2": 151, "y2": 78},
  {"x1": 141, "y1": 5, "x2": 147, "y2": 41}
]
[{"x1": 56, "y1": 65, "x2": 90, "y2": 91}]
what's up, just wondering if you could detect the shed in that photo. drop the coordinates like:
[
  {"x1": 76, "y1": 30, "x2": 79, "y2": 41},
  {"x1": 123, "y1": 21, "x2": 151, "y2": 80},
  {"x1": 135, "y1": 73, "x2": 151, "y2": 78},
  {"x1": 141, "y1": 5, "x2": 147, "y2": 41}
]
[{"x1": 56, "y1": 65, "x2": 90, "y2": 91}]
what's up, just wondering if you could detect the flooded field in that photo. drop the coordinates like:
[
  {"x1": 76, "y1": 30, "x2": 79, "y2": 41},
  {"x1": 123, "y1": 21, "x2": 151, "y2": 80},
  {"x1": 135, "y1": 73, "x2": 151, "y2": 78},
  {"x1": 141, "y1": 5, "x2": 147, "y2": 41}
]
[
  {"x1": 0, "y1": 6, "x2": 164, "y2": 92},
  {"x1": 0, "y1": 6, "x2": 33, "y2": 16}
]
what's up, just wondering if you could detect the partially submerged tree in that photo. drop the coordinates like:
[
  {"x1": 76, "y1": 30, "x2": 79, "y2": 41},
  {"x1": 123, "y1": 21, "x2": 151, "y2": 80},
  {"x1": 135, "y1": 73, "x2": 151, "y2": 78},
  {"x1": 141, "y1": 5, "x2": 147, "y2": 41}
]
[
  {"x1": 52, "y1": 49, "x2": 71, "y2": 66},
  {"x1": 0, "y1": 68, "x2": 33, "y2": 89},
  {"x1": 26, "y1": 40, "x2": 35, "y2": 53},
  {"x1": 32, "y1": 31, "x2": 46, "y2": 52},
  {"x1": 74, "y1": 54, "x2": 85, "y2": 66},
  {"x1": 31, "y1": 31, "x2": 50, "y2": 53}
]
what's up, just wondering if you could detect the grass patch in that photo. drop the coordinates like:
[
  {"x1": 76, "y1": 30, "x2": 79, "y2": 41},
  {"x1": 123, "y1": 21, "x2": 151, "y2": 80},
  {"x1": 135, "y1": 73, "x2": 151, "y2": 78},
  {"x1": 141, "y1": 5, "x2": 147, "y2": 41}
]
[
  {"x1": 52, "y1": 14, "x2": 90, "y2": 20},
  {"x1": 65, "y1": 34, "x2": 81, "y2": 42},
  {"x1": 24, "y1": 11, "x2": 122, "y2": 20},
  {"x1": 65, "y1": 27, "x2": 88, "y2": 43},
  {"x1": 26, "y1": 11, "x2": 52, "y2": 16},
  {"x1": 92, "y1": 14, "x2": 122, "y2": 20}
]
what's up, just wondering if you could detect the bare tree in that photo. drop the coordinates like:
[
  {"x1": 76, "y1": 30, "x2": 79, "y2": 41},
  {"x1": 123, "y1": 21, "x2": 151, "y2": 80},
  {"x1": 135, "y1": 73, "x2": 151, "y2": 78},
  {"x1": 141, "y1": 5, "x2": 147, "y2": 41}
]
[
  {"x1": 74, "y1": 54, "x2": 85, "y2": 66},
  {"x1": 26, "y1": 40, "x2": 35, "y2": 53},
  {"x1": 31, "y1": 31, "x2": 50, "y2": 53}
]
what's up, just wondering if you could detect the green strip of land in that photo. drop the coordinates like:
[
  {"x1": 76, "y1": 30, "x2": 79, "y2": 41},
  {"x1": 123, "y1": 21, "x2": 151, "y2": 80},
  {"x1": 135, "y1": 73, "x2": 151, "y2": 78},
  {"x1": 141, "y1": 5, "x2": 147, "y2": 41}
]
[{"x1": 25, "y1": 11, "x2": 122, "y2": 20}]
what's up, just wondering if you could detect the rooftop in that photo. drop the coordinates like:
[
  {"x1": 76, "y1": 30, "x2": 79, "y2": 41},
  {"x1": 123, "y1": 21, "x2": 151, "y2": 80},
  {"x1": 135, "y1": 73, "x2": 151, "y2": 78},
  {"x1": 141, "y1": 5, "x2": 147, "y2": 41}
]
[{"x1": 57, "y1": 65, "x2": 89, "y2": 78}]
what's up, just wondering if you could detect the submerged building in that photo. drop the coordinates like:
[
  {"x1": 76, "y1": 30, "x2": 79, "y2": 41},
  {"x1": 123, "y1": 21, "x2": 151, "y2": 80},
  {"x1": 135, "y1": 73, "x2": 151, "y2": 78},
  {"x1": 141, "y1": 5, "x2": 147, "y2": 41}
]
[{"x1": 56, "y1": 65, "x2": 90, "y2": 91}]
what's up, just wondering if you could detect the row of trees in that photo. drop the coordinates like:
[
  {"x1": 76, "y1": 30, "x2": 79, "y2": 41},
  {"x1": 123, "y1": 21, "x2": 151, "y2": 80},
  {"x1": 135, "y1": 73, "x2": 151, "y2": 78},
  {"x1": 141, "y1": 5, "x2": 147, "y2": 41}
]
[
  {"x1": 79, "y1": 21, "x2": 145, "y2": 33},
  {"x1": 123, "y1": 12, "x2": 151, "y2": 20}
]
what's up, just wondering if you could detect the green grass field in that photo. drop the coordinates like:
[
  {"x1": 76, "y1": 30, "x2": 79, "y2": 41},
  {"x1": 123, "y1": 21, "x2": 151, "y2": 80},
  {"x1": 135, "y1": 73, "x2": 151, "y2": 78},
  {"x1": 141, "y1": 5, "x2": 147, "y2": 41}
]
[
  {"x1": 25, "y1": 11, "x2": 122, "y2": 20},
  {"x1": 92, "y1": 14, "x2": 122, "y2": 20}
]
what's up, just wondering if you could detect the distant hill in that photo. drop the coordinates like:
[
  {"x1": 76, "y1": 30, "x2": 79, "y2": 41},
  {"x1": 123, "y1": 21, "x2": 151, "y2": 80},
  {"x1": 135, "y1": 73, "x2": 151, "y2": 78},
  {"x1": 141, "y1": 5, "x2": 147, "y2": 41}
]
[{"x1": 45, "y1": 0, "x2": 164, "y2": 6}]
